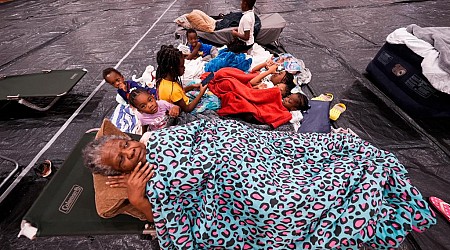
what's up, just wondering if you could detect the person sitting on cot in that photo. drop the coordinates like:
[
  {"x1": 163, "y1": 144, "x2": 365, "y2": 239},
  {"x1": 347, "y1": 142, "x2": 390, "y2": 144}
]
[
  {"x1": 229, "y1": 0, "x2": 256, "y2": 53},
  {"x1": 128, "y1": 88, "x2": 180, "y2": 132},
  {"x1": 155, "y1": 45, "x2": 208, "y2": 113},
  {"x1": 185, "y1": 29, "x2": 218, "y2": 61},
  {"x1": 82, "y1": 118, "x2": 435, "y2": 249},
  {"x1": 249, "y1": 58, "x2": 296, "y2": 98},
  {"x1": 103, "y1": 67, "x2": 156, "y2": 104}
]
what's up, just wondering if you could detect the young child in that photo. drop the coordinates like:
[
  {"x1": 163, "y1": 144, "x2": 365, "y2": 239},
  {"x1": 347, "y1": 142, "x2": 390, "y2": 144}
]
[
  {"x1": 229, "y1": 0, "x2": 256, "y2": 53},
  {"x1": 185, "y1": 29, "x2": 218, "y2": 61},
  {"x1": 128, "y1": 88, "x2": 180, "y2": 131},
  {"x1": 249, "y1": 60, "x2": 296, "y2": 97},
  {"x1": 282, "y1": 92, "x2": 309, "y2": 112},
  {"x1": 103, "y1": 68, "x2": 156, "y2": 104},
  {"x1": 155, "y1": 45, "x2": 208, "y2": 113}
]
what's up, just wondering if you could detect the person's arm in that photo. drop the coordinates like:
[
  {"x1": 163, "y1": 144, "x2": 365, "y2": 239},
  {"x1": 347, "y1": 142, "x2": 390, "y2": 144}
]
[
  {"x1": 184, "y1": 83, "x2": 200, "y2": 92},
  {"x1": 251, "y1": 61, "x2": 269, "y2": 73},
  {"x1": 127, "y1": 162, "x2": 155, "y2": 222},
  {"x1": 231, "y1": 29, "x2": 250, "y2": 41},
  {"x1": 250, "y1": 57, "x2": 276, "y2": 72},
  {"x1": 168, "y1": 105, "x2": 180, "y2": 117},
  {"x1": 252, "y1": 83, "x2": 267, "y2": 89},
  {"x1": 175, "y1": 84, "x2": 208, "y2": 113},
  {"x1": 249, "y1": 64, "x2": 278, "y2": 86},
  {"x1": 186, "y1": 43, "x2": 201, "y2": 60}
]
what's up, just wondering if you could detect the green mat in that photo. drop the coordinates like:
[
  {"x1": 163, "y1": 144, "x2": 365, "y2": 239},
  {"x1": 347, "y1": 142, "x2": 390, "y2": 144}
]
[{"x1": 21, "y1": 133, "x2": 150, "y2": 237}]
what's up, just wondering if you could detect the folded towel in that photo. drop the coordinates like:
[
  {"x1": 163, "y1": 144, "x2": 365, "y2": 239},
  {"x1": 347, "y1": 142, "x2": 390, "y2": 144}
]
[{"x1": 92, "y1": 174, "x2": 146, "y2": 220}]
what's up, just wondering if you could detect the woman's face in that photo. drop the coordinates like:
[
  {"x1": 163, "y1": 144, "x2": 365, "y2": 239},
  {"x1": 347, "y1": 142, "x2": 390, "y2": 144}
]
[
  {"x1": 105, "y1": 71, "x2": 126, "y2": 90},
  {"x1": 100, "y1": 139, "x2": 147, "y2": 173},
  {"x1": 134, "y1": 92, "x2": 158, "y2": 114},
  {"x1": 270, "y1": 71, "x2": 286, "y2": 85}
]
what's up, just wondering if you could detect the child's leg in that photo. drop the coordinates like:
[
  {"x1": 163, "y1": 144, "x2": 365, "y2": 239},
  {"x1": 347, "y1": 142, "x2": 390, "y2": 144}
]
[
  {"x1": 202, "y1": 55, "x2": 212, "y2": 62},
  {"x1": 210, "y1": 46, "x2": 219, "y2": 58}
]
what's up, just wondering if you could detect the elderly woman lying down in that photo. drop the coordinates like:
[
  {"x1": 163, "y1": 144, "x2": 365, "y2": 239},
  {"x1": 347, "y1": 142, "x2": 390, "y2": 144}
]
[{"x1": 83, "y1": 118, "x2": 435, "y2": 249}]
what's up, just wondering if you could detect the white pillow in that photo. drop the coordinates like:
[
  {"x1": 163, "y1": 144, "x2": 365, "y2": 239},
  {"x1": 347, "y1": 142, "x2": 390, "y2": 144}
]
[{"x1": 174, "y1": 14, "x2": 192, "y2": 29}]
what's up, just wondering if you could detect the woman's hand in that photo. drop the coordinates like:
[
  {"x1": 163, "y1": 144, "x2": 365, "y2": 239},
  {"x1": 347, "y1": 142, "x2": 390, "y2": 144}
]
[
  {"x1": 127, "y1": 162, "x2": 155, "y2": 207},
  {"x1": 168, "y1": 106, "x2": 180, "y2": 117},
  {"x1": 106, "y1": 174, "x2": 129, "y2": 188},
  {"x1": 191, "y1": 83, "x2": 201, "y2": 89}
]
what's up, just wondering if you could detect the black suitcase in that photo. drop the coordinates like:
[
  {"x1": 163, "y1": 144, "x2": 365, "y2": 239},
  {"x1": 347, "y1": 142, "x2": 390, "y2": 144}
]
[{"x1": 366, "y1": 42, "x2": 450, "y2": 118}]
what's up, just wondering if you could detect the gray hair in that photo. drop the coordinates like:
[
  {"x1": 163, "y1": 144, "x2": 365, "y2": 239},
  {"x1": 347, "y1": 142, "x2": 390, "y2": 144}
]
[{"x1": 82, "y1": 135, "x2": 129, "y2": 176}]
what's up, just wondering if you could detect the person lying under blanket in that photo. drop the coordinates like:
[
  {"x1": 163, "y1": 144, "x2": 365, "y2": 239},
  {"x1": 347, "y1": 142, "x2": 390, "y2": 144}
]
[
  {"x1": 83, "y1": 118, "x2": 435, "y2": 250},
  {"x1": 249, "y1": 57, "x2": 296, "y2": 98},
  {"x1": 207, "y1": 67, "x2": 308, "y2": 128}
]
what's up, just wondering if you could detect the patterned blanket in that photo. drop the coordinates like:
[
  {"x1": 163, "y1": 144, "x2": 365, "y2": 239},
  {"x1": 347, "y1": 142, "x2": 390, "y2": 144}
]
[{"x1": 145, "y1": 118, "x2": 435, "y2": 249}]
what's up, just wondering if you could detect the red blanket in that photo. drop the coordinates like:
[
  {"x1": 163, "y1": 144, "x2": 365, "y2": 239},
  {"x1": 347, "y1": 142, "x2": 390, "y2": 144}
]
[{"x1": 207, "y1": 67, "x2": 292, "y2": 128}]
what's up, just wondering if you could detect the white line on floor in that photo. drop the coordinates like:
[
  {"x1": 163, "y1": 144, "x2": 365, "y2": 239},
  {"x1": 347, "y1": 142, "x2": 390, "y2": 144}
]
[{"x1": 0, "y1": 0, "x2": 178, "y2": 203}]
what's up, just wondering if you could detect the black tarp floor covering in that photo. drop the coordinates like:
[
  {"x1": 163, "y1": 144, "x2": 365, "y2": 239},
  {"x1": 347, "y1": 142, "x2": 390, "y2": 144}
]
[{"x1": 0, "y1": 0, "x2": 449, "y2": 249}]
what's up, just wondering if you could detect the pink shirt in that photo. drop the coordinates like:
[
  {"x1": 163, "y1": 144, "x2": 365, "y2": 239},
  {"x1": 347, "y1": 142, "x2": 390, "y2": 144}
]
[{"x1": 137, "y1": 100, "x2": 175, "y2": 131}]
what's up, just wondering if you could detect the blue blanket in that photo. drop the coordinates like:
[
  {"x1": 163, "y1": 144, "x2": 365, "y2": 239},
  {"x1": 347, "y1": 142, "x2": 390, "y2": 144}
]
[
  {"x1": 204, "y1": 49, "x2": 252, "y2": 73},
  {"x1": 110, "y1": 103, "x2": 139, "y2": 134},
  {"x1": 145, "y1": 119, "x2": 435, "y2": 249}
]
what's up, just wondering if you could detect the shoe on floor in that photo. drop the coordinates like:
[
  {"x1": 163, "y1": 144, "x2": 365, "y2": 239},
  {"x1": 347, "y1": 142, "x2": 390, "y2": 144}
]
[{"x1": 329, "y1": 103, "x2": 346, "y2": 121}]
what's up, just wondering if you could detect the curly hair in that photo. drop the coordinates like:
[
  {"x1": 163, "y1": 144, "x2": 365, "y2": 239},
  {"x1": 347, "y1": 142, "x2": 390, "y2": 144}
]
[
  {"x1": 102, "y1": 67, "x2": 122, "y2": 80},
  {"x1": 293, "y1": 93, "x2": 309, "y2": 112},
  {"x1": 82, "y1": 135, "x2": 128, "y2": 176},
  {"x1": 186, "y1": 28, "x2": 197, "y2": 37},
  {"x1": 283, "y1": 72, "x2": 296, "y2": 97},
  {"x1": 128, "y1": 88, "x2": 149, "y2": 109},
  {"x1": 155, "y1": 45, "x2": 183, "y2": 89}
]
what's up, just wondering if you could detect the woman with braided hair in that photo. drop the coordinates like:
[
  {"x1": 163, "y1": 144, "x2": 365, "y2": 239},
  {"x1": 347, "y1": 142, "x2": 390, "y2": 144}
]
[{"x1": 156, "y1": 45, "x2": 208, "y2": 113}]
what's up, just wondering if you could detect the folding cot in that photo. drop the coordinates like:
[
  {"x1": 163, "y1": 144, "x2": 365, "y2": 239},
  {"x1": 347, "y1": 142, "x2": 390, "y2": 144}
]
[
  {"x1": 0, "y1": 69, "x2": 87, "y2": 111},
  {"x1": 19, "y1": 132, "x2": 156, "y2": 240},
  {"x1": 175, "y1": 13, "x2": 287, "y2": 46},
  {"x1": 0, "y1": 68, "x2": 87, "y2": 199}
]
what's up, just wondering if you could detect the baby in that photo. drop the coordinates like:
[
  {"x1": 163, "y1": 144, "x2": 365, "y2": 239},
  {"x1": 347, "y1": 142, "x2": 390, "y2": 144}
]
[
  {"x1": 128, "y1": 88, "x2": 180, "y2": 131},
  {"x1": 185, "y1": 29, "x2": 218, "y2": 61},
  {"x1": 103, "y1": 67, "x2": 156, "y2": 104}
]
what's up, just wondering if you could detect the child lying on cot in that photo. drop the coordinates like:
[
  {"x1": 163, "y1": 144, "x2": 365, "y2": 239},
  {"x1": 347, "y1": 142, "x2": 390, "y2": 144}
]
[
  {"x1": 103, "y1": 68, "x2": 156, "y2": 104},
  {"x1": 185, "y1": 29, "x2": 218, "y2": 61},
  {"x1": 83, "y1": 118, "x2": 435, "y2": 249},
  {"x1": 249, "y1": 58, "x2": 296, "y2": 98},
  {"x1": 128, "y1": 88, "x2": 180, "y2": 132}
]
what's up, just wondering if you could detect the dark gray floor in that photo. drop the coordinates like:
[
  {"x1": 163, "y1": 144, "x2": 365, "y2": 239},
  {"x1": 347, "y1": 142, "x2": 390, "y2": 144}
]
[{"x1": 0, "y1": 0, "x2": 449, "y2": 249}]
